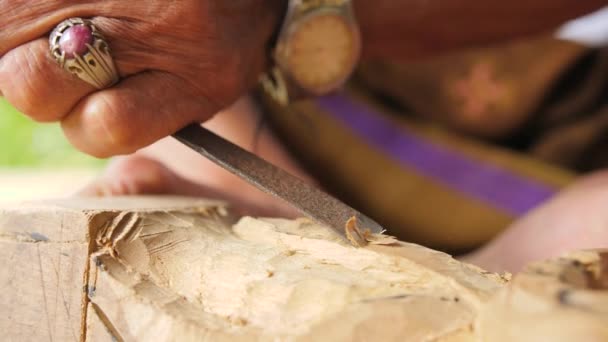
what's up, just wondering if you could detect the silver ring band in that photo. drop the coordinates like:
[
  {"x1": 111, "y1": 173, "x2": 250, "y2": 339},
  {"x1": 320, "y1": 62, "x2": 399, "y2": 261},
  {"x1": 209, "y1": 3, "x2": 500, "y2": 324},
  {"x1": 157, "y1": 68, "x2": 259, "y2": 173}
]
[{"x1": 49, "y1": 18, "x2": 119, "y2": 89}]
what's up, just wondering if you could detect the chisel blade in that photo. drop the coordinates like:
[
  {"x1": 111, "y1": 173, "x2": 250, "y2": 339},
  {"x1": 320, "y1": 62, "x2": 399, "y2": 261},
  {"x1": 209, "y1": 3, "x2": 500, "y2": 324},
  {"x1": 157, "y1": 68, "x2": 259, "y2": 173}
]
[{"x1": 173, "y1": 124, "x2": 385, "y2": 246}]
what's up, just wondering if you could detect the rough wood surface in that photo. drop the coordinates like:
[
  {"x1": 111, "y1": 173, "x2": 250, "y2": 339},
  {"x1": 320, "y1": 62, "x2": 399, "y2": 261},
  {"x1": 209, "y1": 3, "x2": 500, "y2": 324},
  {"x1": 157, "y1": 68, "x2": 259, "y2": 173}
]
[{"x1": 0, "y1": 196, "x2": 606, "y2": 341}]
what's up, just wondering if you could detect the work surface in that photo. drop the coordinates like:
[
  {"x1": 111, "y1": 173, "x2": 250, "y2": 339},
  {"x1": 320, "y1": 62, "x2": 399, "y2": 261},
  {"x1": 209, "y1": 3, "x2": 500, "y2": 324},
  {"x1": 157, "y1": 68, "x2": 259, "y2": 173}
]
[
  {"x1": 0, "y1": 196, "x2": 606, "y2": 341},
  {"x1": 0, "y1": 169, "x2": 96, "y2": 203}
]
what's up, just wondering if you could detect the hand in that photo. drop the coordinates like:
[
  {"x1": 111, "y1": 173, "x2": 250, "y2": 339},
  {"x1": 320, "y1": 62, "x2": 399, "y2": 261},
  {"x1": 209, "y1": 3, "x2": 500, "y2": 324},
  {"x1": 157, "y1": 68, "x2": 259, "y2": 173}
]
[{"x1": 0, "y1": 1, "x2": 284, "y2": 157}]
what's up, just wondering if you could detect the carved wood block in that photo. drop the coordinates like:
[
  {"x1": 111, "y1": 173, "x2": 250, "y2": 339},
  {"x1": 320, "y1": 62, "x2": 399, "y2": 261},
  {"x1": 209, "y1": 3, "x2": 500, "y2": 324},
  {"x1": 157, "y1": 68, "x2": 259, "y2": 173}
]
[{"x1": 1, "y1": 197, "x2": 605, "y2": 341}]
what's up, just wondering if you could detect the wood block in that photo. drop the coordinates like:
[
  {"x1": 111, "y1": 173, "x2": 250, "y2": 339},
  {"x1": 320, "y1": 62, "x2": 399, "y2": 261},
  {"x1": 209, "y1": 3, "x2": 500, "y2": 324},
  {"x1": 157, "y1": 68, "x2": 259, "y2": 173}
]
[{"x1": 0, "y1": 196, "x2": 606, "y2": 341}]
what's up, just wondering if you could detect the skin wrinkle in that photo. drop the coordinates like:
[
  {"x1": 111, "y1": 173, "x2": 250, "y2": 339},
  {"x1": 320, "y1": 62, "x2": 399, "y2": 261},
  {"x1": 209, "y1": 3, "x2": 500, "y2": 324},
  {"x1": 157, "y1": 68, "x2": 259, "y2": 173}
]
[
  {"x1": 1, "y1": 0, "x2": 284, "y2": 156},
  {"x1": 147, "y1": 74, "x2": 207, "y2": 136},
  {"x1": 9, "y1": 39, "x2": 100, "y2": 122},
  {"x1": 101, "y1": 88, "x2": 146, "y2": 150},
  {"x1": 61, "y1": 71, "x2": 215, "y2": 157},
  {"x1": 88, "y1": 92, "x2": 125, "y2": 154},
  {"x1": 14, "y1": 43, "x2": 43, "y2": 117},
  {"x1": 0, "y1": 3, "x2": 96, "y2": 53}
]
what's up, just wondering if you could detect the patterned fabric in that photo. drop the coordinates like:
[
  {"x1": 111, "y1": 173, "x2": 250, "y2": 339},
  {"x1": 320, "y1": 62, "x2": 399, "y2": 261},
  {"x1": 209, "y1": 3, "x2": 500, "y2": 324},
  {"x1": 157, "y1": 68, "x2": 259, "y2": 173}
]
[{"x1": 257, "y1": 35, "x2": 608, "y2": 253}]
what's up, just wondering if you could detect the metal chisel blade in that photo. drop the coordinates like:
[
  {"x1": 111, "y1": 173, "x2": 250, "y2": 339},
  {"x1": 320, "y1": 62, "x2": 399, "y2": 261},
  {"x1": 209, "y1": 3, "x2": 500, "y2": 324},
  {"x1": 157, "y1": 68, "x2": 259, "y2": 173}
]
[{"x1": 173, "y1": 123, "x2": 385, "y2": 245}]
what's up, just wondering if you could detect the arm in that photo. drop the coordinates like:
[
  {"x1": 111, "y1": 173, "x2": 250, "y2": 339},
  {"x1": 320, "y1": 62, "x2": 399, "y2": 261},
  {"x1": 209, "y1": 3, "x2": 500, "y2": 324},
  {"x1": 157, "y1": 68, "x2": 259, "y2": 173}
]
[
  {"x1": 354, "y1": 0, "x2": 608, "y2": 60},
  {"x1": 0, "y1": 1, "x2": 605, "y2": 158}
]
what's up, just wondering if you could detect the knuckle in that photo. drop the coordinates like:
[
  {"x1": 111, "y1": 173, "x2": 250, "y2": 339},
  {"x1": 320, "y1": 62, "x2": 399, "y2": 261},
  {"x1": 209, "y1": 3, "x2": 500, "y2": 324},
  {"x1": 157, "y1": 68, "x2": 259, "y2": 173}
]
[
  {"x1": 65, "y1": 94, "x2": 138, "y2": 158},
  {"x1": 90, "y1": 94, "x2": 137, "y2": 157},
  {"x1": 1, "y1": 45, "x2": 63, "y2": 121}
]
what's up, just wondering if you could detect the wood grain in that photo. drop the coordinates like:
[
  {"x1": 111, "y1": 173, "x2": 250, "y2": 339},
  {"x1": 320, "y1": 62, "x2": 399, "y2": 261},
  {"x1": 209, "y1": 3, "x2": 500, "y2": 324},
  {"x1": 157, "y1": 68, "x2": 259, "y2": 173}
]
[{"x1": 1, "y1": 196, "x2": 605, "y2": 341}]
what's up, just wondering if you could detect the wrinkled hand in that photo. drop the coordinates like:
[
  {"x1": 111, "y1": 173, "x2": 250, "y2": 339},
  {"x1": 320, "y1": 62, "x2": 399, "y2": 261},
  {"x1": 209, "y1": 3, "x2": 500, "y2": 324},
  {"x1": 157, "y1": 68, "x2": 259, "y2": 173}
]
[{"x1": 0, "y1": 1, "x2": 284, "y2": 157}]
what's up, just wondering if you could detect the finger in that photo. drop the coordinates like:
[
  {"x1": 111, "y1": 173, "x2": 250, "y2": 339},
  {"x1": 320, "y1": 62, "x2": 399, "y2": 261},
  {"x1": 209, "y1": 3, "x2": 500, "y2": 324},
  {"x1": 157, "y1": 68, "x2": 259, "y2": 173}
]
[
  {"x1": 61, "y1": 71, "x2": 217, "y2": 158},
  {"x1": 0, "y1": 38, "x2": 96, "y2": 122},
  {"x1": 0, "y1": 16, "x2": 150, "y2": 123},
  {"x1": 0, "y1": 2, "x2": 143, "y2": 55}
]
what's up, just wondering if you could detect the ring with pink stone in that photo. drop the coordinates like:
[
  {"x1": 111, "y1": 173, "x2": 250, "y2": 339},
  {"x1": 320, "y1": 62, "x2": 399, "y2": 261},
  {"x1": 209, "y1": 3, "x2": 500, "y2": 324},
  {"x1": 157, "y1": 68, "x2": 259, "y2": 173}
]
[{"x1": 49, "y1": 18, "x2": 119, "y2": 89}]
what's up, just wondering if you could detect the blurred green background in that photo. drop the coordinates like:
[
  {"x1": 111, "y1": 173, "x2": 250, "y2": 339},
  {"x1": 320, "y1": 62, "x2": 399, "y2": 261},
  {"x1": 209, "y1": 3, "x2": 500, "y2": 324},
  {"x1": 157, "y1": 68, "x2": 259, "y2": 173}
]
[{"x1": 0, "y1": 97, "x2": 106, "y2": 168}]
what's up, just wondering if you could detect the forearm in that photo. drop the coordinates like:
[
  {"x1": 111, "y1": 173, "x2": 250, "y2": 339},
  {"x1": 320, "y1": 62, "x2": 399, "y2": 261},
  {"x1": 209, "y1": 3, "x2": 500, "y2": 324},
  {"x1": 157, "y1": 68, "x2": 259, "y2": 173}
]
[{"x1": 354, "y1": 0, "x2": 608, "y2": 60}]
